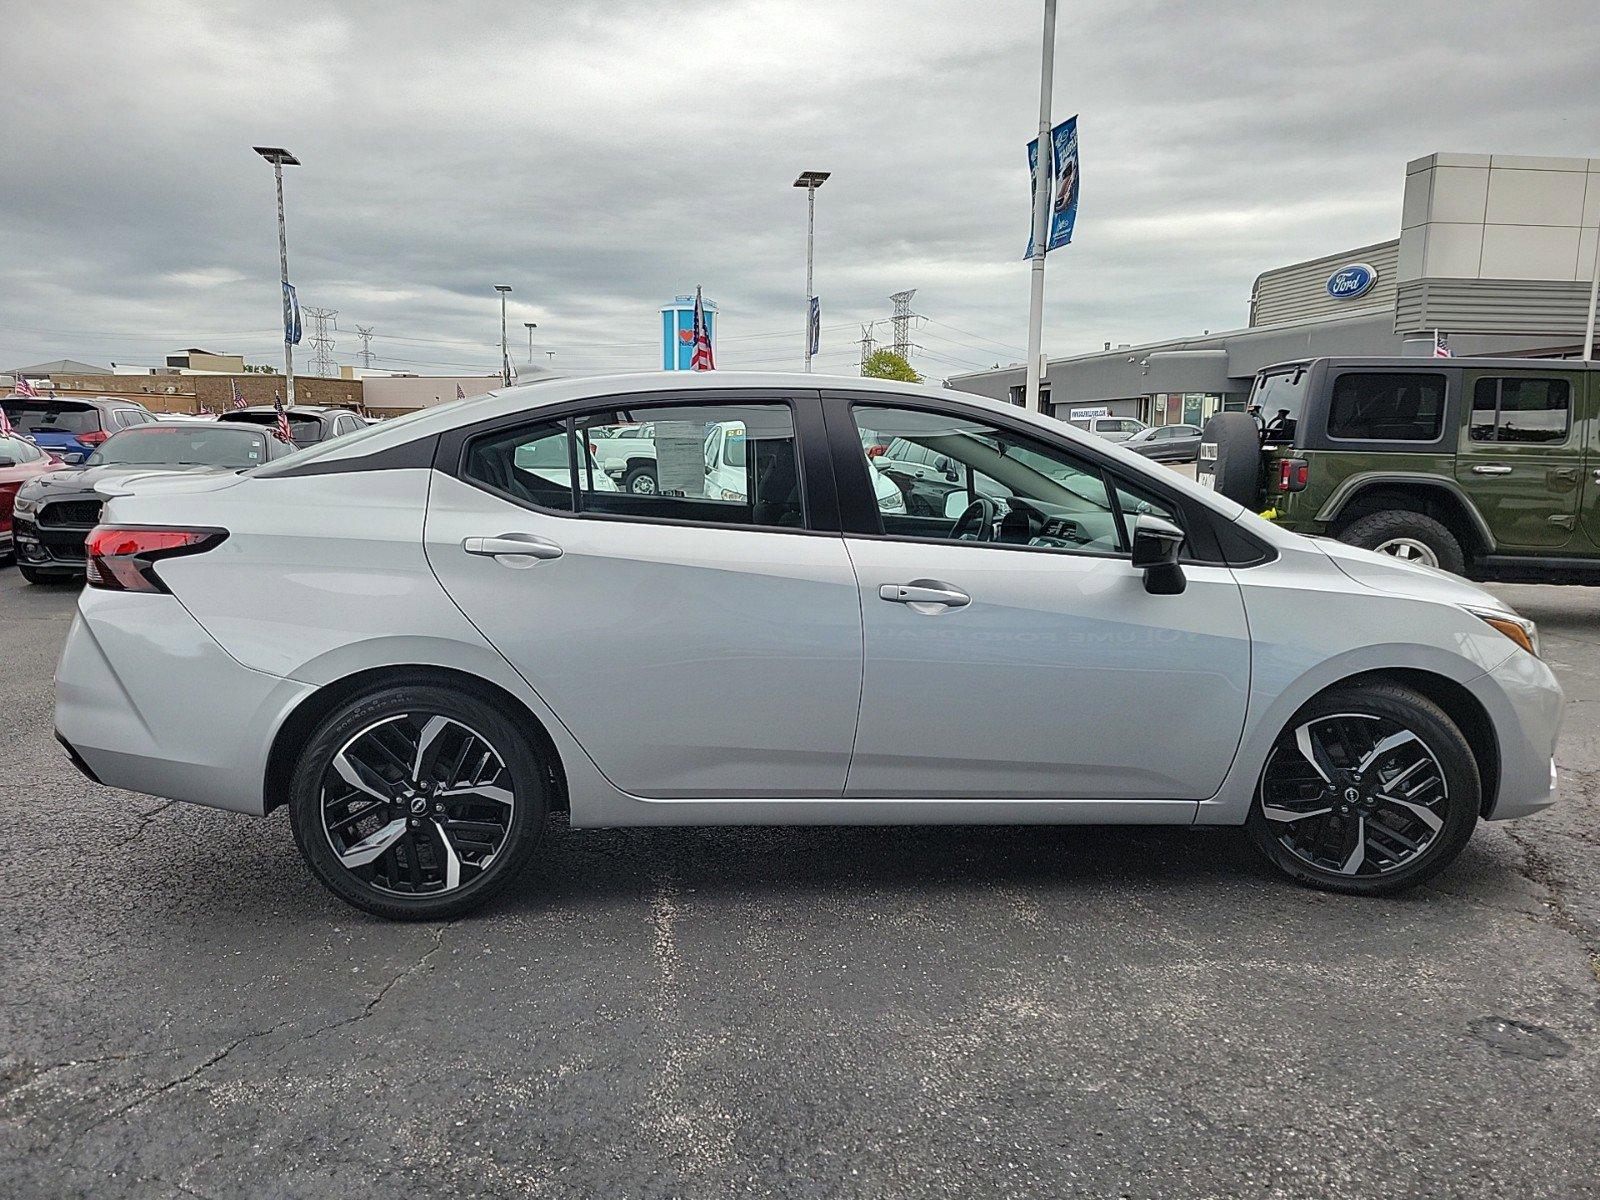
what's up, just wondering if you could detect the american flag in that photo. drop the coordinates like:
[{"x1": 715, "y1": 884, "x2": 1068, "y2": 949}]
[
  {"x1": 231, "y1": 379, "x2": 248, "y2": 409},
  {"x1": 0, "y1": 403, "x2": 13, "y2": 437},
  {"x1": 12, "y1": 376, "x2": 40, "y2": 397},
  {"x1": 1433, "y1": 332, "x2": 1453, "y2": 358},
  {"x1": 456, "y1": 383, "x2": 466, "y2": 401},
  {"x1": 689, "y1": 285, "x2": 715, "y2": 371},
  {"x1": 271, "y1": 390, "x2": 293, "y2": 444}
]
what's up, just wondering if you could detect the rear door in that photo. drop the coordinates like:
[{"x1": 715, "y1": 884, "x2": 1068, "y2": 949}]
[
  {"x1": 1454, "y1": 367, "x2": 1582, "y2": 549},
  {"x1": 425, "y1": 391, "x2": 865, "y2": 800}
]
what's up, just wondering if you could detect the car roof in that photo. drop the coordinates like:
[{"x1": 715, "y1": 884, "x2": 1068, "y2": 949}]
[
  {"x1": 3, "y1": 393, "x2": 146, "y2": 409},
  {"x1": 1257, "y1": 355, "x2": 1600, "y2": 375},
  {"x1": 224, "y1": 405, "x2": 343, "y2": 416},
  {"x1": 132, "y1": 420, "x2": 267, "y2": 435}
]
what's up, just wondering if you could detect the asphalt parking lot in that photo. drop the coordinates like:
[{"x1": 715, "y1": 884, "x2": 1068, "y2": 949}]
[{"x1": 2, "y1": 565, "x2": 1598, "y2": 1199}]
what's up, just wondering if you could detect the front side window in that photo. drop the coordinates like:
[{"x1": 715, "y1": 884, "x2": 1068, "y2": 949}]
[
  {"x1": 1326, "y1": 372, "x2": 1445, "y2": 442},
  {"x1": 1470, "y1": 377, "x2": 1570, "y2": 444},
  {"x1": 849, "y1": 405, "x2": 1144, "y2": 555}
]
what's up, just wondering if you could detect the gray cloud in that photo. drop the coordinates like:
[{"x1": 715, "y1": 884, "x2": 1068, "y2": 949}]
[{"x1": 3, "y1": 0, "x2": 1597, "y2": 380}]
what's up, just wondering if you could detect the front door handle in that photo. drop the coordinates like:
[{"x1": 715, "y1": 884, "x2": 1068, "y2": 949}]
[
  {"x1": 462, "y1": 533, "x2": 564, "y2": 560},
  {"x1": 879, "y1": 582, "x2": 970, "y2": 608},
  {"x1": 1471, "y1": 464, "x2": 1512, "y2": 475}
]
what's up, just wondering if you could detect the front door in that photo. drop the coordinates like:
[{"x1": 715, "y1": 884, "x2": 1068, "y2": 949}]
[
  {"x1": 425, "y1": 395, "x2": 863, "y2": 799},
  {"x1": 832, "y1": 401, "x2": 1252, "y2": 802},
  {"x1": 1455, "y1": 367, "x2": 1584, "y2": 550}
]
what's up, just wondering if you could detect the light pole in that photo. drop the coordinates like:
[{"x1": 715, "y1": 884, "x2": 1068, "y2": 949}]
[
  {"x1": 1584, "y1": 217, "x2": 1600, "y2": 361},
  {"x1": 494, "y1": 285, "x2": 513, "y2": 386},
  {"x1": 524, "y1": 321, "x2": 538, "y2": 365},
  {"x1": 1024, "y1": 0, "x2": 1057, "y2": 412},
  {"x1": 794, "y1": 171, "x2": 830, "y2": 372},
  {"x1": 253, "y1": 146, "x2": 301, "y2": 405}
]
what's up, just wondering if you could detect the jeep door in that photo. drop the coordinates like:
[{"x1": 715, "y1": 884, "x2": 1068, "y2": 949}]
[{"x1": 1454, "y1": 367, "x2": 1583, "y2": 550}]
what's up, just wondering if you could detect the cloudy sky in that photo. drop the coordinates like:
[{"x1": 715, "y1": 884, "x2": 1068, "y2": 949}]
[{"x1": 3, "y1": 0, "x2": 1597, "y2": 381}]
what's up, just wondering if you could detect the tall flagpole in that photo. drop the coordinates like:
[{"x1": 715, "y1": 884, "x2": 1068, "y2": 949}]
[{"x1": 1024, "y1": 0, "x2": 1057, "y2": 412}]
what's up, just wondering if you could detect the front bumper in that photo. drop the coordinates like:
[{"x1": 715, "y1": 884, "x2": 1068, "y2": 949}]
[
  {"x1": 54, "y1": 588, "x2": 315, "y2": 815},
  {"x1": 13, "y1": 510, "x2": 93, "y2": 572},
  {"x1": 1467, "y1": 648, "x2": 1564, "y2": 820}
]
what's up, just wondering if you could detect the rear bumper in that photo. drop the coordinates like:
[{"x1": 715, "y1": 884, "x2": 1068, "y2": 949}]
[
  {"x1": 53, "y1": 589, "x2": 315, "y2": 815},
  {"x1": 1467, "y1": 649, "x2": 1564, "y2": 821}
]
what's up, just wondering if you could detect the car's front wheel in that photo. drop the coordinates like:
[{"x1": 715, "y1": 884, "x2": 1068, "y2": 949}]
[
  {"x1": 288, "y1": 682, "x2": 547, "y2": 920},
  {"x1": 1246, "y1": 682, "x2": 1480, "y2": 895}
]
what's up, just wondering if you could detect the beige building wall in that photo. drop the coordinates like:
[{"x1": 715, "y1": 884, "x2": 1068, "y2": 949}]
[{"x1": 361, "y1": 375, "x2": 500, "y2": 415}]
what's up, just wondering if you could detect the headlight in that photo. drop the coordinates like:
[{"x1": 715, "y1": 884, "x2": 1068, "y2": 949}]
[
  {"x1": 879, "y1": 489, "x2": 906, "y2": 514},
  {"x1": 1461, "y1": 604, "x2": 1540, "y2": 658},
  {"x1": 12, "y1": 492, "x2": 38, "y2": 516}
]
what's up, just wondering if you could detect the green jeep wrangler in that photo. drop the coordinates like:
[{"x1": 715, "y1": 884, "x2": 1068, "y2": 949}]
[{"x1": 1199, "y1": 356, "x2": 1600, "y2": 582}]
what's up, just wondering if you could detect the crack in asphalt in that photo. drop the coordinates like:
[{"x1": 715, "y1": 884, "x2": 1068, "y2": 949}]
[{"x1": 112, "y1": 800, "x2": 178, "y2": 850}]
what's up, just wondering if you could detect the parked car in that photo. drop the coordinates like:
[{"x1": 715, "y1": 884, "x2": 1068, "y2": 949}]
[
  {"x1": 13, "y1": 421, "x2": 295, "y2": 583},
  {"x1": 55, "y1": 373, "x2": 1559, "y2": 920},
  {"x1": 593, "y1": 422, "x2": 660, "y2": 493},
  {"x1": 1200, "y1": 356, "x2": 1600, "y2": 581},
  {"x1": 1066, "y1": 414, "x2": 1147, "y2": 442},
  {"x1": 217, "y1": 405, "x2": 365, "y2": 449},
  {"x1": 0, "y1": 432, "x2": 62, "y2": 563},
  {"x1": 1, "y1": 395, "x2": 156, "y2": 463},
  {"x1": 1125, "y1": 423, "x2": 1202, "y2": 462}
]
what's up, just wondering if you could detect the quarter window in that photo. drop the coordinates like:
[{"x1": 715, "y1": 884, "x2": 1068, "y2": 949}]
[
  {"x1": 849, "y1": 405, "x2": 1134, "y2": 555},
  {"x1": 1326, "y1": 373, "x2": 1445, "y2": 442},
  {"x1": 1470, "y1": 377, "x2": 1570, "y2": 444}
]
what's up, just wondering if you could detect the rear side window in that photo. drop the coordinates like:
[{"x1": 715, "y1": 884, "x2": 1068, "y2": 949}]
[
  {"x1": 1470, "y1": 377, "x2": 1570, "y2": 444},
  {"x1": 464, "y1": 420, "x2": 577, "y2": 512},
  {"x1": 1326, "y1": 373, "x2": 1445, "y2": 442}
]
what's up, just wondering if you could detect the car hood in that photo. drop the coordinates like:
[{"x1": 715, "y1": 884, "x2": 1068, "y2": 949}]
[{"x1": 1311, "y1": 535, "x2": 1508, "y2": 611}]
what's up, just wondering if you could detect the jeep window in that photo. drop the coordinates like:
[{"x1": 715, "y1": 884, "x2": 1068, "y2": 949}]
[
  {"x1": 1248, "y1": 367, "x2": 1308, "y2": 443},
  {"x1": 1470, "y1": 377, "x2": 1570, "y2": 444},
  {"x1": 1326, "y1": 372, "x2": 1445, "y2": 442}
]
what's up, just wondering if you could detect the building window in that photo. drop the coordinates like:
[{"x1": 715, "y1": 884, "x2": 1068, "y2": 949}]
[
  {"x1": 1326, "y1": 372, "x2": 1446, "y2": 442},
  {"x1": 1470, "y1": 377, "x2": 1570, "y2": 444}
]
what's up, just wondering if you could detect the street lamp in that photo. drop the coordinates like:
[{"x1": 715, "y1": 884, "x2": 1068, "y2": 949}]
[
  {"x1": 793, "y1": 171, "x2": 830, "y2": 372},
  {"x1": 494, "y1": 285, "x2": 513, "y2": 386},
  {"x1": 524, "y1": 321, "x2": 538, "y2": 365},
  {"x1": 253, "y1": 146, "x2": 301, "y2": 405}
]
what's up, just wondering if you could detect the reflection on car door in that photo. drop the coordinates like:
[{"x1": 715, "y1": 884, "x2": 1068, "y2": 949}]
[{"x1": 832, "y1": 400, "x2": 1252, "y2": 806}]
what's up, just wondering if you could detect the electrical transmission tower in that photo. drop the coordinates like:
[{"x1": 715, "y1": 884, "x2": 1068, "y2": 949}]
[
  {"x1": 889, "y1": 290, "x2": 918, "y2": 360},
  {"x1": 354, "y1": 325, "x2": 374, "y2": 369},
  {"x1": 858, "y1": 322, "x2": 877, "y2": 373},
  {"x1": 305, "y1": 307, "x2": 338, "y2": 377}
]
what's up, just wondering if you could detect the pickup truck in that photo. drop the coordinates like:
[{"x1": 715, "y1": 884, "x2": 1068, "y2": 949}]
[{"x1": 1200, "y1": 355, "x2": 1600, "y2": 583}]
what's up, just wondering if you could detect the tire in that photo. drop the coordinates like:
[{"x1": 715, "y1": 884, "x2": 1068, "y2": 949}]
[
  {"x1": 1246, "y1": 682, "x2": 1480, "y2": 896},
  {"x1": 288, "y1": 682, "x2": 548, "y2": 920},
  {"x1": 1339, "y1": 509, "x2": 1465, "y2": 575},
  {"x1": 622, "y1": 465, "x2": 657, "y2": 495},
  {"x1": 1197, "y1": 412, "x2": 1262, "y2": 506}
]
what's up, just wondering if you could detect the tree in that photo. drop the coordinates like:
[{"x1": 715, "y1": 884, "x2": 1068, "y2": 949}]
[{"x1": 861, "y1": 349, "x2": 920, "y2": 382}]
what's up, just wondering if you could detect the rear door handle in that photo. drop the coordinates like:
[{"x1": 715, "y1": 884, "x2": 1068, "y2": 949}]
[
  {"x1": 879, "y1": 582, "x2": 970, "y2": 608},
  {"x1": 462, "y1": 533, "x2": 564, "y2": 560},
  {"x1": 1471, "y1": 465, "x2": 1512, "y2": 475}
]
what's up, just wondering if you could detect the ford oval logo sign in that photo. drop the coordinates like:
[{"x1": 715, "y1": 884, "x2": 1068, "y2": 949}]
[{"x1": 1326, "y1": 262, "x2": 1378, "y2": 300}]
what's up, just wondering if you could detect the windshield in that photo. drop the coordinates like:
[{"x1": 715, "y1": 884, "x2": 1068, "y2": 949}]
[
  {"x1": 1249, "y1": 366, "x2": 1310, "y2": 442},
  {"x1": 3, "y1": 400, "x2": 98, "y2": 434},
  {"x1": 86, "y1": 425, "x2": 270, "y2": 468}
]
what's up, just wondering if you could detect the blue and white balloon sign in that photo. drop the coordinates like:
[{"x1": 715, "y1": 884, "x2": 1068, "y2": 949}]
[{"x1": 1325, "y1": 263, "x2": 1377, "y2": 300}]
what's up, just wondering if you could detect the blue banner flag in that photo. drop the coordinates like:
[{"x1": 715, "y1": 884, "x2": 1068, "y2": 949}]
[
  {"x1": 1025, "y1": 115, "x2": 1080, "y2": 258},
  {"x1": 282, "y1": 282, "x2": 302, "y2": 345},
  {"x1": 807, "y1": 296, "x2": 820, "y2": 357}
]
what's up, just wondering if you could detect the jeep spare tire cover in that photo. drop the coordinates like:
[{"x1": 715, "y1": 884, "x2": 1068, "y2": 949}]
[{"x1": 1198, "y1": 412, "x2": 1262, "y2": 507}]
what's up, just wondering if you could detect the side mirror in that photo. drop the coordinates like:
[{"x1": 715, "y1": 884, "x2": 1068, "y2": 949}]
[
  {"x1": 1131, "y1": 514, "x2": 1186, "y2": 595},
  {"x1": 0, "y1": 455, "x2": 15, "y2": 468}
]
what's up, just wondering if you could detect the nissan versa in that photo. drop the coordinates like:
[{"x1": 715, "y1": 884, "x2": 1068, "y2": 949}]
[{"x1": 53, "y1": 374, "x2": 1561, "y2": 919}]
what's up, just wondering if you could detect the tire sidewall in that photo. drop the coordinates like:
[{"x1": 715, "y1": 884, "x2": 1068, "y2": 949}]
[
  {"x1": 1246, "y1": 684, "x2": 1480, "y2": 895},
  {"x1": 288, "y1": 684, "x2": 547, "y2": 920}
]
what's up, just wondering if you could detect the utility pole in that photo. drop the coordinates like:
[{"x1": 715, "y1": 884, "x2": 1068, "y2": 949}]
[
  {"x1": 253, "y1": 146, "x2": 300, "y2": 406},
  {"x1": 794, "y1": 171, "x2": 830, "y2": 371},
  {"x1": 859, "y1": 322, "x2": 877, "y2": 373},
  {"x1": 494, "y1": 285, "x2": 513, "y2": 385},
  {"x1": 1024, "y1": 0, "x2": 1058, "y2": 411},
  {"x1": 354, "y1": 325, "x2": 374, "y2": 369},
  {"x1": 890, "y1": 290, "x2": 918, "y2": 360},
  {"x1": 305, "y1": 307, "x2": 338, "y2": 377},
  {"x1": 524, "y1": 321, "x2": 538, "y2": 365}
]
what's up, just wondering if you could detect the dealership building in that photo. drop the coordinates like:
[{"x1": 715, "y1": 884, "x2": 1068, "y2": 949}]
[{"x1": 948, "y1": 152, "x2": 1600, "y2": 427}]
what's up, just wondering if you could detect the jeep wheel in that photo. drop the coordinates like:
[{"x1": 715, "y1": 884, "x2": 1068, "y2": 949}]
[{"x1": 1339, "y1": 510, "x2": 1465, "y2": 575}]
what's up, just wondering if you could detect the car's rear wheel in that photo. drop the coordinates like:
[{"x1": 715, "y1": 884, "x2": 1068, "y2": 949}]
[
  {"x1": 288, "y1": 683, "x2": 547, "y2": 920},
  {"x1": 623, "y1": 465, "x2": 657, "y2": 494},
  {"x1": 1246, "y1": 683, "x2": 1479, "y2": 895},
  {"x1": 1339, "y1": 510, "x2": 1465, "y2": 575}
]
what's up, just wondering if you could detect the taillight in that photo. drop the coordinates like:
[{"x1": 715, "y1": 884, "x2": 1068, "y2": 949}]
[
  {"x1": 84, "y1": 525, "x2": 228, "y2": 593},
  {"x1": 1277, "y1": 458, "x2": 1309, "y2": 492},
  {"x1": 78, "y1": 429, "x2": 109, "y2": 446}
]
